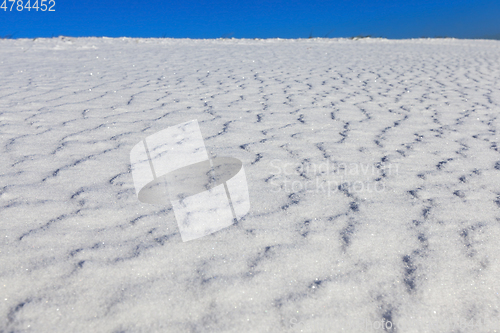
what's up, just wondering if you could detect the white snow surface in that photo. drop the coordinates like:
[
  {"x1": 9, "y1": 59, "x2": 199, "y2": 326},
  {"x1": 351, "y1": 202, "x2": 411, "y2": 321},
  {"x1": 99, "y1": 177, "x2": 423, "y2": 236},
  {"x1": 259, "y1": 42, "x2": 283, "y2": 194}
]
[{"x1": 1, "y1": 37, "x2": 500, "y2": 332}]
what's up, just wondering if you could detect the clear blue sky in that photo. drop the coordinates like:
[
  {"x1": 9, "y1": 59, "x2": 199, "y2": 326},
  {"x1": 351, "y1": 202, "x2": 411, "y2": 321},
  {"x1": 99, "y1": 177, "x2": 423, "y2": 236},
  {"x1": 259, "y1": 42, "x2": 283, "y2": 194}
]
[{"x1": 1, "y1": 0, "x2": 499, "y2": 39}]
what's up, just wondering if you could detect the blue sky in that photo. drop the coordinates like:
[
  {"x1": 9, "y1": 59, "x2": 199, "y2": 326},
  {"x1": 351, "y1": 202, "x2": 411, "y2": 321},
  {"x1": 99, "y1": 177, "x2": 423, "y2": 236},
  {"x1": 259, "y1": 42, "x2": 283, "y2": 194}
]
[{"x1": 1, "y1": 0, "x2": 499, "y2": 39}]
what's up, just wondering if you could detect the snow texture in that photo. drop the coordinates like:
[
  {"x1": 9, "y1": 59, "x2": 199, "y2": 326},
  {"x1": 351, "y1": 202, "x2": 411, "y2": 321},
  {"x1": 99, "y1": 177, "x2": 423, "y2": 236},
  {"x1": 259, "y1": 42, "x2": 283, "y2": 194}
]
[{"x1": 1, "y1": 37, "x2": 500, "y2": 332}]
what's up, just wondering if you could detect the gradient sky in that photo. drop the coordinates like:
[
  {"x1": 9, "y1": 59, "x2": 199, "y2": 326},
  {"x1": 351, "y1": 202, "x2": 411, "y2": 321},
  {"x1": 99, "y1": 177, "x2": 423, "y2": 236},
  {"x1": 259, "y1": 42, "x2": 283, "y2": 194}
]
[{"x1": 1, "y1": 0, "x2": 499, "y2": 39}]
